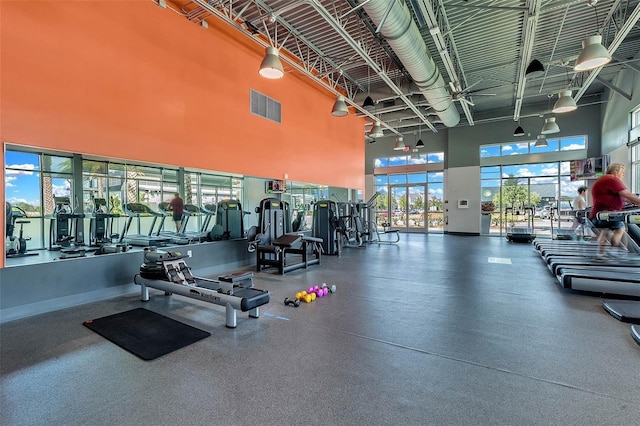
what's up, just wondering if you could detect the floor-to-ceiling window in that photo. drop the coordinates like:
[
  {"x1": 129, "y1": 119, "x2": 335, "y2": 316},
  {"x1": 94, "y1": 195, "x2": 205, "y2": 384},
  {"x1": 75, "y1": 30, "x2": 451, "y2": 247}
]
[
  {"x1": 480, "y1": 136, "x2": 589, "y2": 238},
  {"x1": 373, "y1": 151, "x2": 444, "y2": 233}
]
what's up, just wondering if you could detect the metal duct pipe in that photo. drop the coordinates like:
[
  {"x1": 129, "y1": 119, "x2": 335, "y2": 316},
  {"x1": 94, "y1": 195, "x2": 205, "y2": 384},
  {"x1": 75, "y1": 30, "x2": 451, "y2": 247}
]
[{"x1": 362, "y1": 0, "x2": 460, "y2": 127}]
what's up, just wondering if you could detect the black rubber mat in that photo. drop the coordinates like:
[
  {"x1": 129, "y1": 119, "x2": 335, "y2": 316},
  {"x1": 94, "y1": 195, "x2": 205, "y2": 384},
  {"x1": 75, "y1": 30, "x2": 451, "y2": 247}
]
[{"x1": 83, "y1": 308, "x2": 210, "y2": 360}]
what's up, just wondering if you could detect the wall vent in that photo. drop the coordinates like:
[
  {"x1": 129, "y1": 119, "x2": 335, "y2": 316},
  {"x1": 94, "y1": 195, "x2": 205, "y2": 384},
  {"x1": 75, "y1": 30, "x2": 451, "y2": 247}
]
[{"x1": 250, "y1": 89, "x2": 281, "y2": 123}]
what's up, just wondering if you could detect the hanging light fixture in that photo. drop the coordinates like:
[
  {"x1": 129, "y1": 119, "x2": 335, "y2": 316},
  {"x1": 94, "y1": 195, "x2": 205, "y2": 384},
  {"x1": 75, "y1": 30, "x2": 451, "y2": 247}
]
[
  {"x1": 535, "y1": 135, "x2": 548, "y2": 147},
  {"x1": 541, "y1": 117, "x2": 560, "y2": 135},
  {"x1": 362, "y1": 66, "x2": 376, "y2": 111},
  {"x1": 393, "y1": 136, "x2": 405, "y2": 150},
  {"x1": 575, "y1": 35, "x2": 611, "y2": 72},
  {"x1": 574, "y1": 3, "x2": 611, "y2": 71},
  {"x1": 370, "y1": 121, "x2": 383, "y2": 138},
  {"x1": 258, "y1": 46, "x2": 284, "y2": 79},
  {"x1": 331, "y1": 95, "x2": 349, "y2": 117},
  {"x1": 415, "y1": 123, "x2": 424, "y2": 148},
  {"x1": 525, "y1": 59, "x2": 545, "y2": 78},
  {"x1": 513, "y1": 121, "x2": 525, "y2": 137},
  {"x1": 553, "y1": 90, "x2": 578, "y2": 113},
  {"x1": 363, "y1": 96, "x2": 375, "y2": 111}
]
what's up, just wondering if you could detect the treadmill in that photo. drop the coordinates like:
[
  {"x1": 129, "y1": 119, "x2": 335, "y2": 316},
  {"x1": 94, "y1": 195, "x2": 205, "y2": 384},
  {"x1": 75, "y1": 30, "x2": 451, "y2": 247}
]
[
  {"x1": 179, "y1": 204, "x2": 209, "y2": 242},
  {"x1": 119, "y1": 203, "x2": 171, "y2": 247},
  {"x1": 155, "y1": 202, "x2": 191, "y2": 245},
  {"x1": 539, "y1": 208, "x2": 640, "y2": 297}
]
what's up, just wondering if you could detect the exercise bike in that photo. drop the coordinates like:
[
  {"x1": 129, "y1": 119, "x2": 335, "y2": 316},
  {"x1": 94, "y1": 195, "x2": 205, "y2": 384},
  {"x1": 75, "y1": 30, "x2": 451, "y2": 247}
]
[{"x1": 5, "y1": 202, "x2": 38, "y2": 258}]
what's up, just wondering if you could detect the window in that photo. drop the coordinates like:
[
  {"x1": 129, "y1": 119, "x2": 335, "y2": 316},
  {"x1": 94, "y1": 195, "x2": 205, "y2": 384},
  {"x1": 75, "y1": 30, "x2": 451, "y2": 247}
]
[
  {"x1": 5, "y1": 150, "x2": 41, "y2": 215},
  {"x1": 480, "y1": 136, "x2": 586, "y2": 158},
  {"x1": 632, "y1": 105, "x2": 640, "y2": 129},
  {"x1": 375, "y1": 151, "x2": 445, "y2": 168},
  {"x1": 560, "y1": 136, "x2": 586, "y2": 151}
]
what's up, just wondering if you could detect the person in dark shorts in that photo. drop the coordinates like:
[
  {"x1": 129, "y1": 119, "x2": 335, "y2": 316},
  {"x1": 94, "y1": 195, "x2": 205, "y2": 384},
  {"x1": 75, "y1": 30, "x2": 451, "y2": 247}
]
[
  {"x1": 589, "y1": 163, "x2": 640, "y2": 261},
  {"x1": 169, "y1": 192, "x2": 184, "y2": 232}
]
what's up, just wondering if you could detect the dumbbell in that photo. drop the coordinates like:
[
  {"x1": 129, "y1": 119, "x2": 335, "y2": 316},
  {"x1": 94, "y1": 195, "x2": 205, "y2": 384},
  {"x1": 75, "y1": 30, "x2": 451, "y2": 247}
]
[
  {"x1": 295, "y1": 291, "x2": 315, "y2": 303},
  {"x1": 284, "y1": 297, "x2": 300, "y2": 307},
  {"x1": 320, "y1": 283, "x2": 337, "y2": 294}
]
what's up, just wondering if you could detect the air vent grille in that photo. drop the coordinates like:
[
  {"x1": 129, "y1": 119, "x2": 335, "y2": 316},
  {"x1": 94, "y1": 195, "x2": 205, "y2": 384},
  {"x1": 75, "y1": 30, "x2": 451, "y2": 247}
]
[{"x1": 250, "y1": 89, "x2": 281, "y2": 123}]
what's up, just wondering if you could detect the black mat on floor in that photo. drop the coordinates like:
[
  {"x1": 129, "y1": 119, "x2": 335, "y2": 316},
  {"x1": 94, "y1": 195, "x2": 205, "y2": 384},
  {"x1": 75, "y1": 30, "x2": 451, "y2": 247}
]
[{"x1": 83, "y1": 308, "x2": 210, "y2": 360}]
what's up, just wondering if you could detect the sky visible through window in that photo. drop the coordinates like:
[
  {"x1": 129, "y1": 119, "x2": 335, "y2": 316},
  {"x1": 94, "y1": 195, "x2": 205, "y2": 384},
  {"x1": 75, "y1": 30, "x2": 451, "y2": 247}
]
[{"x1": 5, "y1": 151, "x2": 43, "y2": 206}]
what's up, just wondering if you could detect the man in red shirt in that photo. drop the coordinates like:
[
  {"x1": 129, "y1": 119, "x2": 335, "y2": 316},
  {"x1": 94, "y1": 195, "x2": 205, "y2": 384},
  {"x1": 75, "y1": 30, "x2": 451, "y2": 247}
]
[
  {"x1": 168, "y1": 192, "x2": 184, "y2": 233},
  {"x1": 589, "y1": 163, "x2": 640, "y2": 260}
]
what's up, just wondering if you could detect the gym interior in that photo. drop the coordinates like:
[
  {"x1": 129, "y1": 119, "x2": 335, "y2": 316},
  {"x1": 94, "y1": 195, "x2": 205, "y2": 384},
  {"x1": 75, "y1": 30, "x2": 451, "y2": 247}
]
[{"x1": 2, "y1": 1, "x2": 640, "y2": 425}]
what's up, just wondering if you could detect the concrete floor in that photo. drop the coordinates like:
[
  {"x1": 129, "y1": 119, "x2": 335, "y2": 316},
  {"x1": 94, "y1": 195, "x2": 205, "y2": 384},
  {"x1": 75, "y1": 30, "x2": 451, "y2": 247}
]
[{"x1": 1, "y1": 234, "x2": 639, "y2": 425}]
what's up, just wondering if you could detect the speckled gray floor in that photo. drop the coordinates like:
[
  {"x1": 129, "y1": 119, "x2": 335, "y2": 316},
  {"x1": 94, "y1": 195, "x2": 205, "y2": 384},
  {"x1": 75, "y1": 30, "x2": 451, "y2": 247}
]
[{"x1": 1, "y1": 234, "x2": 639, "y2": 425}]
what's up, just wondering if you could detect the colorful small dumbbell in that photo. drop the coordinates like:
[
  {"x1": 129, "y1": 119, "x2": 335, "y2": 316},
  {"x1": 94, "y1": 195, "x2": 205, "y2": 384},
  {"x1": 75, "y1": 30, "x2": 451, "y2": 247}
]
[{"x1": 321, "y1": 283, "x2": 337, "y2": 294}]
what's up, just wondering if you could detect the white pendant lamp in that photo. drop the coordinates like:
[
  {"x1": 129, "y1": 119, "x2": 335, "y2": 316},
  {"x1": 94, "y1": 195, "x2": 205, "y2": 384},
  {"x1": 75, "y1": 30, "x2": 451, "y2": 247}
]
[
  {"x1": 541, "y1": 117, "x2": 560, "y2": 135},
  {"x1": 552, "y1": 90, "x2": 578, "y2": 113},
  {"x1": 535, "y1": 135, "x2": 548, "y2": 147},
  {"x1": 331, "y1": 95, "x2": 349, "y2": 117},
  {"x1": 258, "y1": 46, "x2": 284, "y2": 79},
  {"x1": 574, "y1": 35, "x2": 611, "y2": 72},
  {"x1": 393, "y1": 136, "x2": 405, "y2": 150},
  {"x1": 370, "y1": 121, "x2": 383, "y2": 138}
]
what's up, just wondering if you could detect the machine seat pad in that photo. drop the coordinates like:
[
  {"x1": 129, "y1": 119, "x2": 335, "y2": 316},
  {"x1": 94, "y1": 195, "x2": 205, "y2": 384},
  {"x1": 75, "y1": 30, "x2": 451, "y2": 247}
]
[
  {"x1": 273, "y1": 234, "x2": 302, "y2": 247},
  {"x1": 218, "y1": 271, "x2": 254, "y2": 283},
  {"x1": 232, "y1": 286, "x2": 270, "y2": 311}
]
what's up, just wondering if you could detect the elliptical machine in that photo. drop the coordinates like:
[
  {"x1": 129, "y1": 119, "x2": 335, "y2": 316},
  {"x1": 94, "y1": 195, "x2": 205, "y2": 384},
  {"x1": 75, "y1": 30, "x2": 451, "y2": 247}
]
[
  {"x1": 5, "y1": 202, "x2": 38, "y2": 258},
  {"x1": 49, "y1": 196, "x2": 86, "y2": 258}
]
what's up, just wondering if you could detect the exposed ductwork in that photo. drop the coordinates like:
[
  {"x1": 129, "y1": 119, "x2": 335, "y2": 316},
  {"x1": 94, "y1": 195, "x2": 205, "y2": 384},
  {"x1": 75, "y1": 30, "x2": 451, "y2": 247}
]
[{"x1": 362, "y1": 0, "x2": 460, "y2": 127}]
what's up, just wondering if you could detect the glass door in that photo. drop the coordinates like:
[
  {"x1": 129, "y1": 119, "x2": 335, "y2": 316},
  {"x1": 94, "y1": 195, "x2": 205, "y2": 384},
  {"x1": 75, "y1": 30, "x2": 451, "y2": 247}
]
[
  {"x1": 390, "y1": 186, "x2": 407, "y2": 231},
  {"x1": 389, "y1": 185, "x2": 431, "y2": 233},
  {"x1": 407, "y1": 185, "x2": 426, "y2": 232},
  {"x1": 426, "y1": 182, "x2": 444, "y2": 233}
]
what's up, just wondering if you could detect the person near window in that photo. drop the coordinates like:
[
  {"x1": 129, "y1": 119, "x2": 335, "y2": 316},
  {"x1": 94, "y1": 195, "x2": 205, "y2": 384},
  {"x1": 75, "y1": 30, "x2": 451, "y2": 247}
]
[
  {"x1": 571, "y1": 186, "x2": 587, "y2": 239},
  {"x1": 168, "y1": 192, "x2": 184, "y2": 233},
  {"x1": 589, "y1": 164, "x2": 640, "y2": 261}
]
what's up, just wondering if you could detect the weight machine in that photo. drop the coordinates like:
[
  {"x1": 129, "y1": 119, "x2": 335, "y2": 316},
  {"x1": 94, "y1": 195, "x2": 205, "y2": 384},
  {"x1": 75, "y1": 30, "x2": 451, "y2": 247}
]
[
  {"x1": 208, "y1": 199, "x2": 246, "y2": 241},
  {"x1": 247, "y1": 198, "x2": 322, "y2": 274}
]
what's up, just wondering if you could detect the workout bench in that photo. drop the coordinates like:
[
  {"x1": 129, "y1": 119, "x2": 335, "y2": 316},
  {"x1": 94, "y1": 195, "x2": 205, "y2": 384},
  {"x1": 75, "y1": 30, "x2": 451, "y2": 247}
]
[{"x1": 256, "y1": 233, "x2": 323, "y2": 275}]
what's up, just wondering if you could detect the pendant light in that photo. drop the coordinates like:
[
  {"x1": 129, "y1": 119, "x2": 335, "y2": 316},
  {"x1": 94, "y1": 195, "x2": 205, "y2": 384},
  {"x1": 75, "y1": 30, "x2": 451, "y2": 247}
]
[
  {"x1": 331, "y1": 95, "x2": 349, "y2": 117},
  {"x1": 258, "y1": 46, "x2": 284, "y2": 79},
  {"x1": 362, "y1": 67, "x2": 375, "y2": 111},
  {"x1": 574, "y1": 4, "x2": 611, "y2": 71},
  {"x1": 513, "y1": 120, "x2": 525, "y2": 137},
  {"x1": 393, "y1": 136, "x2": 405, "y2": 150},
  {"x1": 553, "y1": 90, "x2": 578, "y2": 113},
  {"x1": 415, "y1": 123, "x2": 425, "y2": 148},
  {"x1": 553, "y1": 64, "x2": 578, "y2": 113},
  {"x1": 541, "y1": 117, "x2": 560, "y2": 135},
  {"x1": 525, "y1": 59, "x2": 545, "y2": 78},
  {"x1": 535, "y1": 135, "x2": 548, "y2": 147},
  {"x1": 574, "y1": 35, "x2": 611, "y2": 72},
  {"x1": 370, "y1": 121, "x2": 383, "y2": 138}
]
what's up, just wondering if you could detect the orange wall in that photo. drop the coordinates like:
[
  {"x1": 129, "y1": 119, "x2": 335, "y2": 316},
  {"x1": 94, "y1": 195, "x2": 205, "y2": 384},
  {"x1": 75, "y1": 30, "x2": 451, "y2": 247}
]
[{"x1": 1, "y1": 0, "x2": 364, "y2": 184}]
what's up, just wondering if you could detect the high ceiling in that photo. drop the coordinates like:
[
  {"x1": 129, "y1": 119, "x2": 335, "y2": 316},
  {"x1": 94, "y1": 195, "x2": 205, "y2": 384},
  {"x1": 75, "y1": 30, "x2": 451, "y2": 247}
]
[{"x1": 171, "y1": 0, "x2": 640, "y2": 138}]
